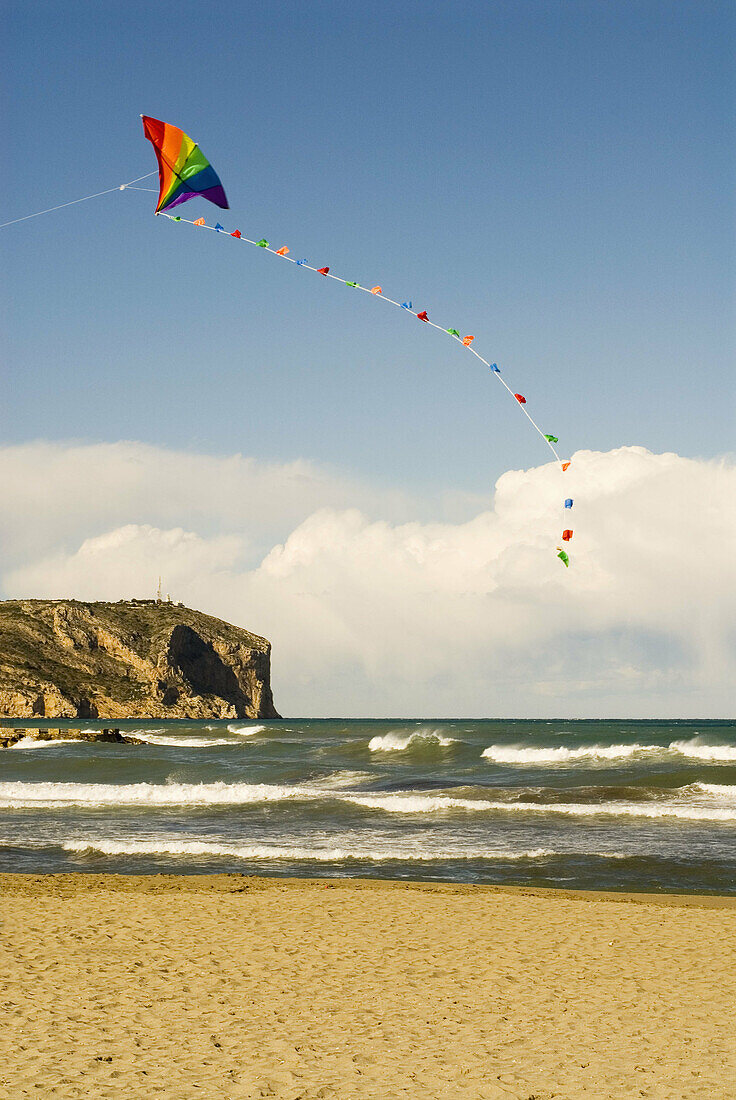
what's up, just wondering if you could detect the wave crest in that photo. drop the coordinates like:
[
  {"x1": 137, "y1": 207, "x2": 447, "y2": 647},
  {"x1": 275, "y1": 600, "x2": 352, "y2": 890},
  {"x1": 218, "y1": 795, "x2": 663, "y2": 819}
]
[
  {"x1": 1, "y1": 780, "x2": 734, "y2": 821},
  {"x1": 368, "y1": 729, "x2": 457, "y2": 752},
  {"x1": 671, "y1": 738, "x2": 736, "y2": 762},
  {"x1": 57, "y1": 838, "x2": 555, "y2": 863},
  {"x1": 481, "y1": 743, "x2": 660, "y2": 765}
]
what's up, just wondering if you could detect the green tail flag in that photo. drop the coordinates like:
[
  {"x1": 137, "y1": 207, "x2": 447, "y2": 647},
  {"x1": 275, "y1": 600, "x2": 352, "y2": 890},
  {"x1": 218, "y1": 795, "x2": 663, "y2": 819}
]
[
  {"x1": 447, "y1": 328, "x2": 460, "y2": 337},
  {"x1": 557, "y1": 548, "x2": 570, "y2": 567},
  {"x1": 346, "y1": 281, "x2": 360, "y2": 287},
  {"x1": 544, "y1": 434, "x2": 559, "y2": 443},
  {"x1": 256, "y1": 239, "x2": 269, "y2": 247}
]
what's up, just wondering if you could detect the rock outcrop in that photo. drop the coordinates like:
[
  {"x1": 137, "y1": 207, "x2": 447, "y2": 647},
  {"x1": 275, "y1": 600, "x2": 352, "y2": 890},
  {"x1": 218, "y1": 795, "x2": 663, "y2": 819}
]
[
  {"x1": 0, "y1": 728, "x2": 142, "y2": 748},
  {"x1": 0, "y1": 600, "x2": 279, "y2": 719}
]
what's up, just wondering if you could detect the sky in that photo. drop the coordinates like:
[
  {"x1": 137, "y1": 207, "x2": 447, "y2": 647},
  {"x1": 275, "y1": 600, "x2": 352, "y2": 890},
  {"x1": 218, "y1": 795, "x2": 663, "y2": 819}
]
[{"x1": 2, "y1": 1, "x2": 734, "y2": 716}]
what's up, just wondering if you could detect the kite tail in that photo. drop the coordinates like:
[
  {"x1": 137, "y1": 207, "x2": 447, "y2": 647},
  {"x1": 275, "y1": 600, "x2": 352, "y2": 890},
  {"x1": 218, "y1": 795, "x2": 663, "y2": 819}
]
[
  {"x1": 161, "y1": 209, "x2": 575, "y2": 566},
  {"x1": 161, "y1": 212, "x2": 567, "y2": 453}
]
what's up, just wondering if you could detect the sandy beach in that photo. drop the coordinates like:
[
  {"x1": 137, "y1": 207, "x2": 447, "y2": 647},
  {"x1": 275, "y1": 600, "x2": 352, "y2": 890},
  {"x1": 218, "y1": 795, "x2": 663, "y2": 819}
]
[{"x1": 0, "y1": 875, "x2": 733, "y2": 1098}]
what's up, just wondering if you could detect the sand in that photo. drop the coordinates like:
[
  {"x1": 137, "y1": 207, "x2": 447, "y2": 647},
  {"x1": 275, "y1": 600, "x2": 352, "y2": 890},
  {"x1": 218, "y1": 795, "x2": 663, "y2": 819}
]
[{"x1": 0, "y1": 875, "x2": 734, "y2": 1099}]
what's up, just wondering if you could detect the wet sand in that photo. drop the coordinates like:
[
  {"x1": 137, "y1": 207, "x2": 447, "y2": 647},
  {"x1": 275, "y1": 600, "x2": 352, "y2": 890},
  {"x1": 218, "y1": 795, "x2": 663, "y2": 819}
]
[{"x1": 0, "y1": 874, "x2": 734, "y2": 1099}]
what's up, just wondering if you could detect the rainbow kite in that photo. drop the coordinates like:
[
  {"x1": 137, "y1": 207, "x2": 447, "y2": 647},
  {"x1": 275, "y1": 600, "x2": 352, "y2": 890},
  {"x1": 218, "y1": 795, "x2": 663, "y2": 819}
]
[
  {"x1": 0, "y1": 116, "x2": 577, "y2": 566},
  {"x1": 141, "y1": 115, "x2": 228, "y2": 214}
]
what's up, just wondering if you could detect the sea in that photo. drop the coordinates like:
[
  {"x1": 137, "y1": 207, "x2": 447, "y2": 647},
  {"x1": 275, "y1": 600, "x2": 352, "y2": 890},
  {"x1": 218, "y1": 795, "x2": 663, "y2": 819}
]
[{"x1": 1, "y1": 719, "x2": 734, "y2": 894}]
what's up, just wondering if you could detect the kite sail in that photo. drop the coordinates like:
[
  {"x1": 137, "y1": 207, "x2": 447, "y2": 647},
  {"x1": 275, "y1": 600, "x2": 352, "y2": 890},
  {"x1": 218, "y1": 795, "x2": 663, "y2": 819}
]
[{"x1": 141, "y1": 116, "x2": 228, "y2": 214}]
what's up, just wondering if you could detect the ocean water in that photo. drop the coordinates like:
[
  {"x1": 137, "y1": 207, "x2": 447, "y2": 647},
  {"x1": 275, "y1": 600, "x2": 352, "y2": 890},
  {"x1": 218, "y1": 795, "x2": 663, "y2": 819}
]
[{"x1": 1, "y1": 719, "x2": 734, "y2": 894}]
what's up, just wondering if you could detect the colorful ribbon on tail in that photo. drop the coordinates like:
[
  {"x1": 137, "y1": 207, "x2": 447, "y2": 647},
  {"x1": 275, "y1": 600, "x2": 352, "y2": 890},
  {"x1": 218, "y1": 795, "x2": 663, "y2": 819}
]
[{"x1": 158, "y1": 210, "x2": 575, "y2": 566}]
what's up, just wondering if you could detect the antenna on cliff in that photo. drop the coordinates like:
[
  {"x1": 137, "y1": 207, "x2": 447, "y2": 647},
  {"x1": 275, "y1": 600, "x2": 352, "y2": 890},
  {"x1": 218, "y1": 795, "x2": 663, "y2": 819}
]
[{"x1": 157, "y1": 576, "x2": 162, "y2": 603}]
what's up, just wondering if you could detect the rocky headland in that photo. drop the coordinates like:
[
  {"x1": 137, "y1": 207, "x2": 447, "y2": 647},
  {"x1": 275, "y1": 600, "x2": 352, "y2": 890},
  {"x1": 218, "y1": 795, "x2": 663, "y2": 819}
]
[{"x1": 0, "y1": 599, "x2": 279, "y2": 720}]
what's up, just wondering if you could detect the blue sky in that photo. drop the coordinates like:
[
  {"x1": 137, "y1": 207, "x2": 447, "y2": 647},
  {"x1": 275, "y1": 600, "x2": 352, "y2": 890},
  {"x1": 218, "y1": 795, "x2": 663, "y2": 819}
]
[
  {"x1": 2, "y1": 2, "x2": 735, "y2": 716},
  {"x1": 4, "y1": 0, "x2": 733, "y2": 496}
]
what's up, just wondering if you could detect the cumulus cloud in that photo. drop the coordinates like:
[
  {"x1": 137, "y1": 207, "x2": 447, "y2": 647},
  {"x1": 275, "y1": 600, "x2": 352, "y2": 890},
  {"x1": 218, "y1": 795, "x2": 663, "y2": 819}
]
[
  {"x1": 2, "y1": 442, "x2": 734, "y2": 717},
  {"x1": 0, "y1": 440, "x2": 481, "y2": 569}
]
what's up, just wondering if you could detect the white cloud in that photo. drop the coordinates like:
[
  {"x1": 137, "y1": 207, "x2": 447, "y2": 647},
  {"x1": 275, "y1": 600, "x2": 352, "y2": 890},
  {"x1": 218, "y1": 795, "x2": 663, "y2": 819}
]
[
  {"x1": 13, "y1": 524, "x2": 244, "y2": 603},
  {"x1": 0, "y1": 440, "x2": 481, "y2": 569},
  {"x1": 2, "y1": 442, "x2": 734, "y2": 717}
]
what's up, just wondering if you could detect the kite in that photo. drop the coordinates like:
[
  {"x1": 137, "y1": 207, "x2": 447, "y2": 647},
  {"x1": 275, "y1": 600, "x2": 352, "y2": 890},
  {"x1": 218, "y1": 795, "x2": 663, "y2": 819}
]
[
  {"x1": 0, "y1": 115, "x2": 577, "y2": 568},
  {"x1": 141, "y1": 115, "x2": 228, "y2": 214}
]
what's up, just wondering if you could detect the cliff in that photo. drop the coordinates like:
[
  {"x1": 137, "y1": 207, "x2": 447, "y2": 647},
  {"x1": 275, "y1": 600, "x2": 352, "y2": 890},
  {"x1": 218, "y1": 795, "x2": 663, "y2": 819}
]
[{"x1": 0, "y1": 599, "x2": 279, "y2": 720}]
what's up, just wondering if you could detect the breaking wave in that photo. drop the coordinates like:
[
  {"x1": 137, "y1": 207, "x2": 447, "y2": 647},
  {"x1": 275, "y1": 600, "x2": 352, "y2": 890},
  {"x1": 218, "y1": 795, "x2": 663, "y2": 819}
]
[
  {"x1": 0, "y1": 780, "x2": 309, "y2": 808},
  {"x1": 368, "y1": 729, "x2": 457, "y2": 752},
  {"x1": 136, "y1": 733, "x2": 242, "y2": 748},
  {"x1": 226, "y1": 723, "x2": 267, "y2": 736},
  {"x1": 312, "y1": 771, "x2": 375, "y2": 789},
  {"x1": 482, "y1": 739, "x2": 736, "y2": 766},
  {"x1": 481, "y1": 743, "x2": 661, "y2": 764},
  {"x1": 693, "y1": 783, "x2": 736, "y2": 798},
  {"x1": 670, "y1": 738, "x2": 736, "y2": 762},
  {"x1": 1, "y1": 780, "x2": 734, "y2": 821},
  {"x1": 9, "y1": 737, "x2": 79, "y2": 750},
  {"x1": 57, "y1": 838, "x2": 554, "y2": 862}
]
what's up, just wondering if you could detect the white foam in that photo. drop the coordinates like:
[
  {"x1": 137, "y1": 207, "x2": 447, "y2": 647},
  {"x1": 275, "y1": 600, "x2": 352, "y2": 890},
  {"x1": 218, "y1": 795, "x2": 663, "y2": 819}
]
[
  {"x1": 0, "y1": 780, "x2": 470, "y2": 812},
  {"x1": 368, "y1": 729, "x2": 457, "y2": 752},
  {"x1": 481, "y1": 743, "x2": 661, "y2": 765},
  {"x1": 56, "y1": 838, "x2": 555, "y2": 862},
  {"x1": 346, "y1": 792, "x2": 497, "y2": 813},
  {"x1": 344, "y1": 791, "x2": 736, "y2": 820},
  {"x1": 0, "y1": 780, "x2": 308, "y2": 808},
  {"x1": 226, "y1": 723, "x2": 267, "y2": 736},
  {"x1": 693, "y1": 783, "x2": 736, "y2": 799},
  {"x1": 2, "y1": 780, "x2": 733, "y2": 821},
  {"x1": 9, "y1": 737, "x2": 78, "y2": 750},
  {"x1": 670, "y1": 738, "x2": 736, "y2": 762},
  {"x1": 313, "y1": 771, "x2": 375, "y2": 789},
  {"x1": 136, "y1": 734, "x2": 240, "y2": 748},
  {"x1": 489, "y1": 799, "x2": 736, "y2": 822}
]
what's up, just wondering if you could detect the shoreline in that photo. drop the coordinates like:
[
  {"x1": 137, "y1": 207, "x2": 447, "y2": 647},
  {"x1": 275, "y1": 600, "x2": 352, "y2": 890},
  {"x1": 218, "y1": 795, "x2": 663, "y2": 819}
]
[{"x1": 2, "y1": 869, "x2": 736, "y2": 909}]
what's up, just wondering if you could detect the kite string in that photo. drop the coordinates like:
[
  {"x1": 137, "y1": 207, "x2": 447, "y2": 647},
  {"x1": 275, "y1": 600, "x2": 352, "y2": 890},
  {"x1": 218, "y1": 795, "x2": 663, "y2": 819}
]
[
  {"x1": 0, "y1": 172, "x2": 157, "y2": 229},
  {"x1": 159, "y1": 211, "x2": 564, "y2": 465}
]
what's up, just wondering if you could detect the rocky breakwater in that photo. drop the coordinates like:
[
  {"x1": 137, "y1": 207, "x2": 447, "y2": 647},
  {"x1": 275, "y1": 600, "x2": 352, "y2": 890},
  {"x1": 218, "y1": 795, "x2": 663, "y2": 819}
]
[
  {"x1": 0, "y1": 599, "x2": 280, "y2": 720},
  {"x1": 0, "y1": 728, "x2": 142, "y2": 749}
]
